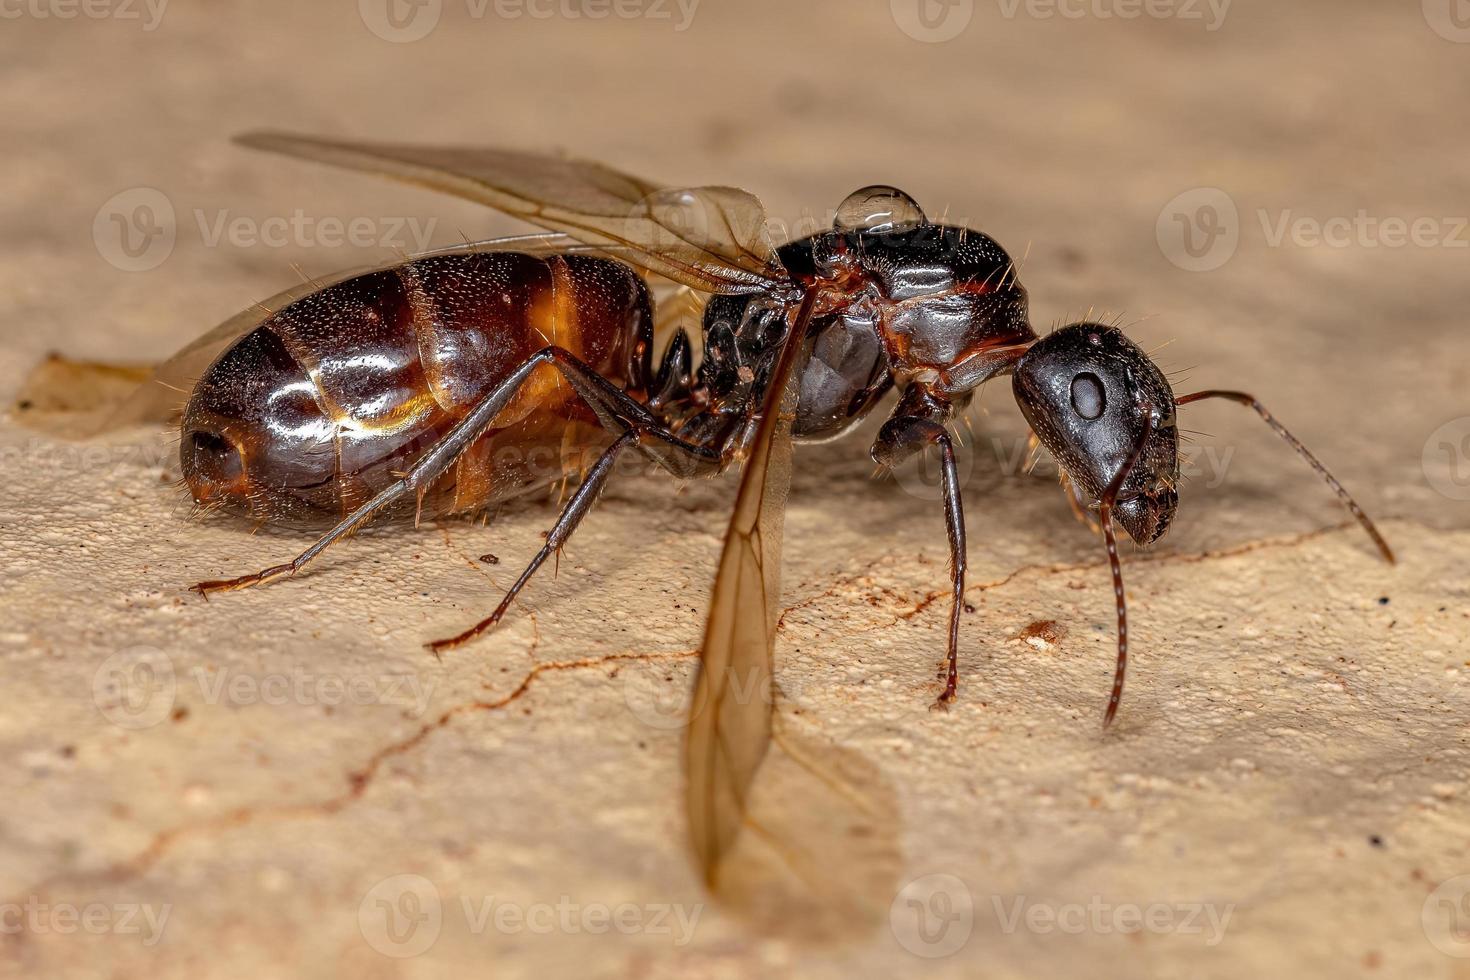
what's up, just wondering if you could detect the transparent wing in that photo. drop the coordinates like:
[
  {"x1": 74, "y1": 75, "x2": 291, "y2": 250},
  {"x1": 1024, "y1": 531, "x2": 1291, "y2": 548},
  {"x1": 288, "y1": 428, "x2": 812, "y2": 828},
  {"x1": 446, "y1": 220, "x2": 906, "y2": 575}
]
[
  {"x1": 684, "y1": 290, "x2": 817, "y2": 885},
  {"x1": 645, "y1": 279, "x2": 708, "y2": 355},
  {"x1": 13, "y1": 234, "x2": 587, "y2": 437},
  {"x1": 235, "y1": 131, "x2": 785, "y2": 295},
  {"x1": 10, "y1": 273, "x2": 355, "y2": 439}
]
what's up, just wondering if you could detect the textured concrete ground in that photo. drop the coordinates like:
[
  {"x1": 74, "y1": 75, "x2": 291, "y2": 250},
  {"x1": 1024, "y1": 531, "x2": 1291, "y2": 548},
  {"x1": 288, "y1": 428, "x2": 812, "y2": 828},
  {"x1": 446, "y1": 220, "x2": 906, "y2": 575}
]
[{"x1": 1, "y1": 1, "x2": 1468, "y2": 977}]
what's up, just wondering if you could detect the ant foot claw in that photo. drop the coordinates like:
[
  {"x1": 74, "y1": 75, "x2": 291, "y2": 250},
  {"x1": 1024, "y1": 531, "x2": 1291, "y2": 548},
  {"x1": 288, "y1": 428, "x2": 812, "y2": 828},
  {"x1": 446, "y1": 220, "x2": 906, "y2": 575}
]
[{"x1": 929, "y1": 694, "x2": 954, "y2": 713}]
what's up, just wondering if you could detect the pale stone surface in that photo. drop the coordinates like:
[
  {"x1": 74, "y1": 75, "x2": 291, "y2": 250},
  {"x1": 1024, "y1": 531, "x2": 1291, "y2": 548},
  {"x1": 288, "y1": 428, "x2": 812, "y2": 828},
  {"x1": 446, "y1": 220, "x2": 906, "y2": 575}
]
[{"x1": 1, "y1": 3, "x2": 1468, "y2": 977}]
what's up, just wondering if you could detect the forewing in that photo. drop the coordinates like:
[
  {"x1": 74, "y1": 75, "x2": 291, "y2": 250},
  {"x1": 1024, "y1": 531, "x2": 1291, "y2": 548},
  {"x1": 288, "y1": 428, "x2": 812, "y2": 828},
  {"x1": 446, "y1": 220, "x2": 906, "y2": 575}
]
[
  {"x1": 10, "y1": 272, "x2": 354, "y2": 439},
  {"x1": 684, "y1": 291, "x2": 816, "y2": 884},
  {"x1": 234, "y1": 131, "x2": 785, "y2": 295}
]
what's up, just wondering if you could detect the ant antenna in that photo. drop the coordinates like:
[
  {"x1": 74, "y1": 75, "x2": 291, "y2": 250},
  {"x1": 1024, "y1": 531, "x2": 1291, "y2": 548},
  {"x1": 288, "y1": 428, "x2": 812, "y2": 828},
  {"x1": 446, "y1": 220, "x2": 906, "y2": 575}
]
[
  {"x1": 1098, "y1": 404, "x2": 1154, "y2": 729},
  {"x1": 1177, "y1": 390, "x2": 1394, "y2": 564}
]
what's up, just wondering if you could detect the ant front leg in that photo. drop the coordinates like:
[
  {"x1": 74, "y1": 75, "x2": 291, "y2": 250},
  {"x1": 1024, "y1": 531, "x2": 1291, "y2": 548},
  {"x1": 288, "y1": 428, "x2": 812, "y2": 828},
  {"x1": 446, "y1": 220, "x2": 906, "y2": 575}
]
[
  {"x1": 1059, "y1": 469, "x2": 1103, "y2": 536},
  {"x1": 872, "y1": 385, "x2": 967, "y2": 710}
]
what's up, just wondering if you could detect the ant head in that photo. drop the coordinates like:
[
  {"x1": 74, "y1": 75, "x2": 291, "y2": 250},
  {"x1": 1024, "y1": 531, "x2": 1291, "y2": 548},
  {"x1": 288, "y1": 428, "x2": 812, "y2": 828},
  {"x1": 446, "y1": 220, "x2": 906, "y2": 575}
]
[{"x1": 1012, "y1": 323, "x2": 1180, "y2": 545}]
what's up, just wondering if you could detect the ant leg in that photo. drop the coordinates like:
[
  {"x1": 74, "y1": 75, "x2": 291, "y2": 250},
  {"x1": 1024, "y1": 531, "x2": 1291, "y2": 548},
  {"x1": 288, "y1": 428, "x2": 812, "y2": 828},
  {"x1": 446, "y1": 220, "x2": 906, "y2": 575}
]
[
  {"x1": 1177, "y1": 390, "x2": 1394, "y2": 563},
  {"x1": 934, "y1": 433, "x2": 967, "y2": 709},
  {"x1": 1060, "y1": 470, "x2": 1102, "y2": 535},
  {"x1": 428, "y1": 345, "x2": 762, "y2": 651},
  {"x1": 872, "y1": 401, "x2": 967, "y2": 710},
  {"x1": 541, "y1": 344, "x2": 724, "y2": 479},
  {"x1": 192, "y1": 346, "x2": 721, "y2": 597},
  {"x1": 428, "y1": 429, "x2": 636, "y2": 654},
  {"x1": 1022, "y1": 430, "x2": 1043, "y2": 475}
]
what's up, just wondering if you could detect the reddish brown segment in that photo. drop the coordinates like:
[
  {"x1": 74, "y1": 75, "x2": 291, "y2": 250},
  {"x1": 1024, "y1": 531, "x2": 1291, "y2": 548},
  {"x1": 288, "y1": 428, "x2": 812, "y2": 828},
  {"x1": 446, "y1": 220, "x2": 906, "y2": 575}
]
[{"x1": 180, "y1": 251, "x2": 654, "y2": 528}]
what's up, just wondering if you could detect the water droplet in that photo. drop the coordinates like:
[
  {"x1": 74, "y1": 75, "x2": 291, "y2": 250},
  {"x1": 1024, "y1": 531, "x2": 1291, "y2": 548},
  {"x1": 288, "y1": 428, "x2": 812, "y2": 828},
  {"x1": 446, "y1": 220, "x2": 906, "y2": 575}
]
[{"x1": 833, "y1": 185, "x2": 926, "y2": 235}]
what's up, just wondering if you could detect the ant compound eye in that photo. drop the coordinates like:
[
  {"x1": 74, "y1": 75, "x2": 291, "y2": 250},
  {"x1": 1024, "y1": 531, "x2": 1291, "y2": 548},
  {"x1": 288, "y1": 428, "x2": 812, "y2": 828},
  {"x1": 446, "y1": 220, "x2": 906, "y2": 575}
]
[
  {"x1": 834, "y1": 185, "x2": 926, "y2": 235},
  {"x1": 1070, "y1": 372, "x2": 1106, "y2": 420}
]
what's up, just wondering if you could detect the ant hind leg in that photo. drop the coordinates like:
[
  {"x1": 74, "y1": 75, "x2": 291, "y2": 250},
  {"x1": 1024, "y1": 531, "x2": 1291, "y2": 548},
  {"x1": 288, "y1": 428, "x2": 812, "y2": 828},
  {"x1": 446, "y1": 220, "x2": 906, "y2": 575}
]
[{"x1": 427, "y1": 429, "x2": 638, "y2": 654}]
